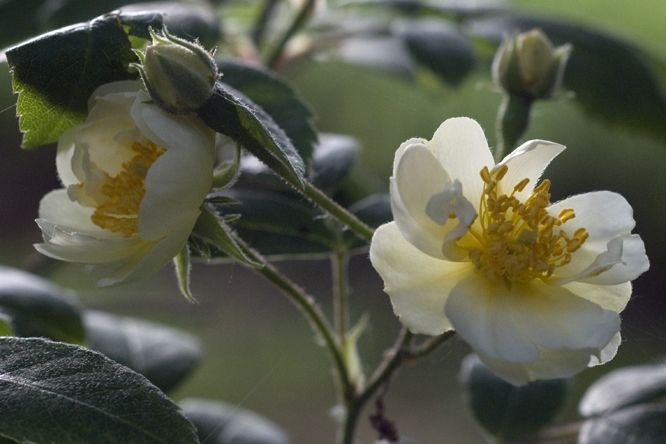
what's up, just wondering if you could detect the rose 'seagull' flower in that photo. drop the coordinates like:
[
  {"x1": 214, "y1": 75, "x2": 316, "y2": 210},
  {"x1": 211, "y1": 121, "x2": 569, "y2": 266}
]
[
  {"x1": 35, "y1": 81, "x2": 216, "y2": 285},
  {"x1": 370, "y1": 117, "x2": 648, "y2": 384}
]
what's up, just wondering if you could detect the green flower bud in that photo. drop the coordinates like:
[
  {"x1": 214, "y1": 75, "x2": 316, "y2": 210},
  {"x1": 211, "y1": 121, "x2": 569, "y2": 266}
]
[
  {"x1": 133, "y1": 27, "x2": 219, "y2": 114},
  {"x1": 492, "y1": 28, "x2": 572, "y2": 100}
]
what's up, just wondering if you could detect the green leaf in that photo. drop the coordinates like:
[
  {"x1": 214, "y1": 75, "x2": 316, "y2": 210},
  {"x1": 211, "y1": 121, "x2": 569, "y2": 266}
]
[
  {"x1": 84, "y1": 310, "x2": 203, "y2": 393},
  {"x1": 469, "y1": 15, "x2": 666, "y2": 142},
  {"x1": 211, "y1": 189, "x2": 338, "y2": 257},
  {"x1": 0, "y1": 337, "x2": 199, "y2": 444},
  {"x1": 579, "y1": 362, "x2": 666, "y2": 417},
  {"x1": 197, "y1": 81, "x2": 305, "y2": 187},
  {"x1": 579, "y1": 404, "x2": 666, "y2": 444},
  {"x1": 174, "y1": 245, "x2": 195, "y2": 302},
  {"x1": 395, "y1": 19, "x2": 476, "y2": 86},
  {"x1": 459, "y1": 354, "x2": 568, "y2": 442},
  {"x1": 180, "y1": 398, "x2": 290, "y2": 444},
  {"x1": 192, "y1": 205, "x2": 263, "y2": 267},
  {"x1": 5, "y1": 11, "x2": 162, "y2": 148},
  {"x1": 43, "y1": 2, "x2": 222, "y2": 48},
  {"x1": 217, "y1": 59, "x2": 318, "y2": 165},
  {"x1": 0, "y1": 266, "x2": 85, "y2": 345}
]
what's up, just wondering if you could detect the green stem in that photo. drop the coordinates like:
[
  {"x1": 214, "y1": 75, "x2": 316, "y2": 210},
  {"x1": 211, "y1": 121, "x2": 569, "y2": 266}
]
[
  {"x1": 494, "y1": 94, "x2": 534, "y2": 163},
  {"x1": 303, "y1": 181, "x2": 375, "y2": 242},
  {"x1": 229, "y1": 232, "x2": 353, "y2": 399},
  {"x1": 338, "y1": 329, "x2": 456, "y2": 444},
  {"x1": 265, "y1": 0, "x2": 316, "y2": 69},
  {"x1": 332, "y1": 249, "x2": 350, "y2": 341},
  {"x1": 252, "y1": 0, "x2": 279, "y2": 48}
]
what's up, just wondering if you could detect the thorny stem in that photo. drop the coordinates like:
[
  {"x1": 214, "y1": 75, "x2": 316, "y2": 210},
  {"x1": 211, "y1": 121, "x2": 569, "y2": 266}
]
[
  {"x1": 229, "y1": 232, "x2": 354, "y2": 400},
  {"x1": 332, "y1": 249, "x2": 350, "y2": 341},
  {"x1": 338, "y1": 329, "x2": 457, "y2": 444},
  {"x1": 265, "y1": 0, "x2": 316, "y2": 69}
]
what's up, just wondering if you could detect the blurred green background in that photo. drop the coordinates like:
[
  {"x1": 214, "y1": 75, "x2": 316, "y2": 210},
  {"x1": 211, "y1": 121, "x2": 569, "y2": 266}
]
[{"x1": 1, "y1": 0, "x2": 666, "y2": 443}]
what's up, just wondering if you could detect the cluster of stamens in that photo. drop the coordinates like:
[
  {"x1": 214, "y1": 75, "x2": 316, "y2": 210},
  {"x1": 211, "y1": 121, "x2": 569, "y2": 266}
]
[
  {"x1": 90, "y1": 139, "x2": 166, "y2": 237},
  {"x1": 467, "y1": 164, "x2": 589, "y2": 283}
]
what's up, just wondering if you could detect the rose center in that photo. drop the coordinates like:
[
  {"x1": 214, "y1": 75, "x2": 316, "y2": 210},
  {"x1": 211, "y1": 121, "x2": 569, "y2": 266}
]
[
  {"x1": 90, "y1": 139, "x2": 166, "y2": 237},
  {"x1": 467, "y1": 164, "x2": 588, "y2": 283}
]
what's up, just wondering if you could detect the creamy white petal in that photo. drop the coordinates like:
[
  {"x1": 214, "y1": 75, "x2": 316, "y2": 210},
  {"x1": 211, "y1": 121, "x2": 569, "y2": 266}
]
[
  {"x1": 393, "y1": 138, "x2": 427, "y2": 176},
  {"x1": 478, "y1": 346, "x2": 594, "y2": 385},
  {"x1": 38, "y1": 189, "x2": 115, "y2": 236},
  {"x1": 391, "y1": 144, "x2": 452, "y2": 259},
  {"x1": 446, "y1": 274, "x2": 539, "y2": 362},
  {"x1": 369, "y1": 223, "x2": 469, "y2": 335},
  {"x1": 55, "y1": 128, "x2": 79, "y2": 186},
  {"x1": 562, "y1": 281, "x2": 631, "y2": 314},
  {"x1": 426, "y1": 117, "x2": 494, "y2": 207},
  {"x1": 578, "y1": 235, "x2": 648, "y2": 285},
  {"x1": 510, "y1": 280, "x2": 620, "y2": 352},
  {"x1": 589, "y1": 332, "x2": 621, "y2": 366},
  {"x1": 98, "y1": 213, "x2": 198, "y2": 286},
  {"x1": 548, "y1": 191, "x2": 636, "y2": 242},
  {"x1": 496, "y1": 140, "x2": 565, "y2": 201},
  {"x1": 139, "y1": 128, "x2": 214, "y2": 240},
  {"x1": 35, "y1": 223, "x2": 143, "y2": 263}
]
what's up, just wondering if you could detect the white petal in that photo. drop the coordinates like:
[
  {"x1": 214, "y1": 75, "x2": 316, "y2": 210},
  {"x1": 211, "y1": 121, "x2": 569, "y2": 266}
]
[
  {"x1": 391, "y1": 144, "x2": 452, "y2": 259},
  {"x1": 509, "y1": 280, "x2": 620, "y2": 352},
  {"x1": 496, "y1": 140, "x2": 565, "y2": 201},
  {"x1": 478, "y1": 347, "x2": 594, "y2": 385},
  {"x1": 136, "y1": 109, "x2": 215, "y2": 240},
  {"x1": 98, "y1": 211, "x2": 199, "y2": 286},
  {"x1": 426, "y1": 117, "x2": 494, "y2": 207},
  {"x1": 548, "y1": 191, "x2": 647, "y2": 284},
  {"x1": 35, "y1": 223, "x2": 143, "y2": 263},
  {"x1": 589, "y1": 332, "x2": 621, "y2": 366},
  {"x1": 38, "y1": 189, "x2": 117, "y2": 237},
  {"x1": 370, "y1": 223, "x2": 470, "y2": 335},
  {"x1": 548, "y1": 191, "x2": 636, "y2": 242},
  {"x1": 392, "y1": 137, "x2": 427, "y2": 176},
  {"x1": 55, "y1": 128, "x2": 79, "y2": 186},
  {"x1": 445, "y1": 274, "x2": 539, "y2": 362},
  {"x1": 563, "y1": 281, "x2": 631, "y2": 314}
]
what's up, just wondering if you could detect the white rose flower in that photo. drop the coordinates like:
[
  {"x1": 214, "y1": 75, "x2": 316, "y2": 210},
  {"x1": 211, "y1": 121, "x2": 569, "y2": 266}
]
[
  {"x1": 369, "y1": 117, "x2": 649, "y2": 385},
  {"x1": 35, "y1": 81, "x2": 216, "y2": 285}
]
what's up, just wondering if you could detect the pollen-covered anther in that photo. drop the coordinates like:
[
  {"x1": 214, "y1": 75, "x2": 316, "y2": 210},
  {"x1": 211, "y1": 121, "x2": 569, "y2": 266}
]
[
  {"x1": 90, "y1": 139, "x2": 166, "y2": 237},
  {"x1": 466, "y1": 165, "x2": 589, "y2": 282}
]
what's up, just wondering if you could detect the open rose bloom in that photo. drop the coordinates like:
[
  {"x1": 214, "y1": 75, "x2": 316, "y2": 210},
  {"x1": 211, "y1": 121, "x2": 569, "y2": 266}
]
[
  {"x1": 370, "y1": 117, "x2": 649, "y2": 385},
  {"x1": 35, "y1": 81, "x2": 216, "y2": 285}
]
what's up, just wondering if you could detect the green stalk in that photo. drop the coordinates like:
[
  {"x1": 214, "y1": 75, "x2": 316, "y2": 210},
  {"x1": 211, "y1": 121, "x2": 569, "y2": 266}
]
[
  {"x1": 229, "y1": 232, "x2": 353, "y2": 398},
  {"x1": 332, "y1": 249, "x2": 350, "y2": 341},
  {"x1": 265, "y1": 0, "x2": 316, "y2": 69},
  {"x1": 494, "y1": 94, "x2": 534, "y2": 163}
]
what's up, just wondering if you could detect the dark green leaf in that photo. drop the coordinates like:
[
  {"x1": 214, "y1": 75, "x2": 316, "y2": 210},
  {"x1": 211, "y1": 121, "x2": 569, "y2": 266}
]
[
  {"x1": 0, "y1": 337, "x2": 199, "y2": 444},
  {"x1": 459, "y1": 354, "x2": 568, "y2": 441},
  {"x1": 217, "y1": 59, "x2": 317, "y2": 165},
  {"x1": 84, "y1": 310, "x2": 202, "y2": 393},
  {"x1": 5, "y1": 11, "x2": 162, "y2": 148},
  {"x1": 469, "y1": 15, "x2": 666, "y2": 142},
  {"x1": 198, "y1": 81, "x2": 305, "y2": 187},
  {"x1": 579, "y1": 404, "x2": 666, "y2": 444},
  {"x1": 395, "y1": 19, "x2": 476, "y2": 86},
  {"x1": 579, "y1": 362, "x2": 666, "y2": 417},
  {"x1": 192, "y1": 205, "x2": 263, "y2": 267},
  {"x1": 0, "y1": 266, "x2": 85, "y2": 344},
  {"x1": 211, "y1": 188, "x2": 337, "y2": 257},
  {"x1": 180, "y1": 398, "x2": 290, "y2": 444},
  {"x1": 39, "y1": 2, "x2": 222, "y2": 48},
  {"x1": 174, "y1": 245, "x2": 196, "y2": 302}
]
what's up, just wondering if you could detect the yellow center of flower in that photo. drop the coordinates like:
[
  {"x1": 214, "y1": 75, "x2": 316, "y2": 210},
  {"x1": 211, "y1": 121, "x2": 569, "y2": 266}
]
[
  {"x1": 466, "y1": 164, "x2": 588, "y2": 283},
  {"x1": 90, "y1": 139, "x2": 166, "y2": 237}
]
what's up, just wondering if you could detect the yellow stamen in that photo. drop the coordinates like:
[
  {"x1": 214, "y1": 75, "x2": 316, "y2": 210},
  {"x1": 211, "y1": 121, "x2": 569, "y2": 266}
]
[
  {"x1": 465, "y1": 165, "x2": 589, "y2": 283},
  {"x1": 90, "y1": 139, "x2": 166, "y2": 237}
]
